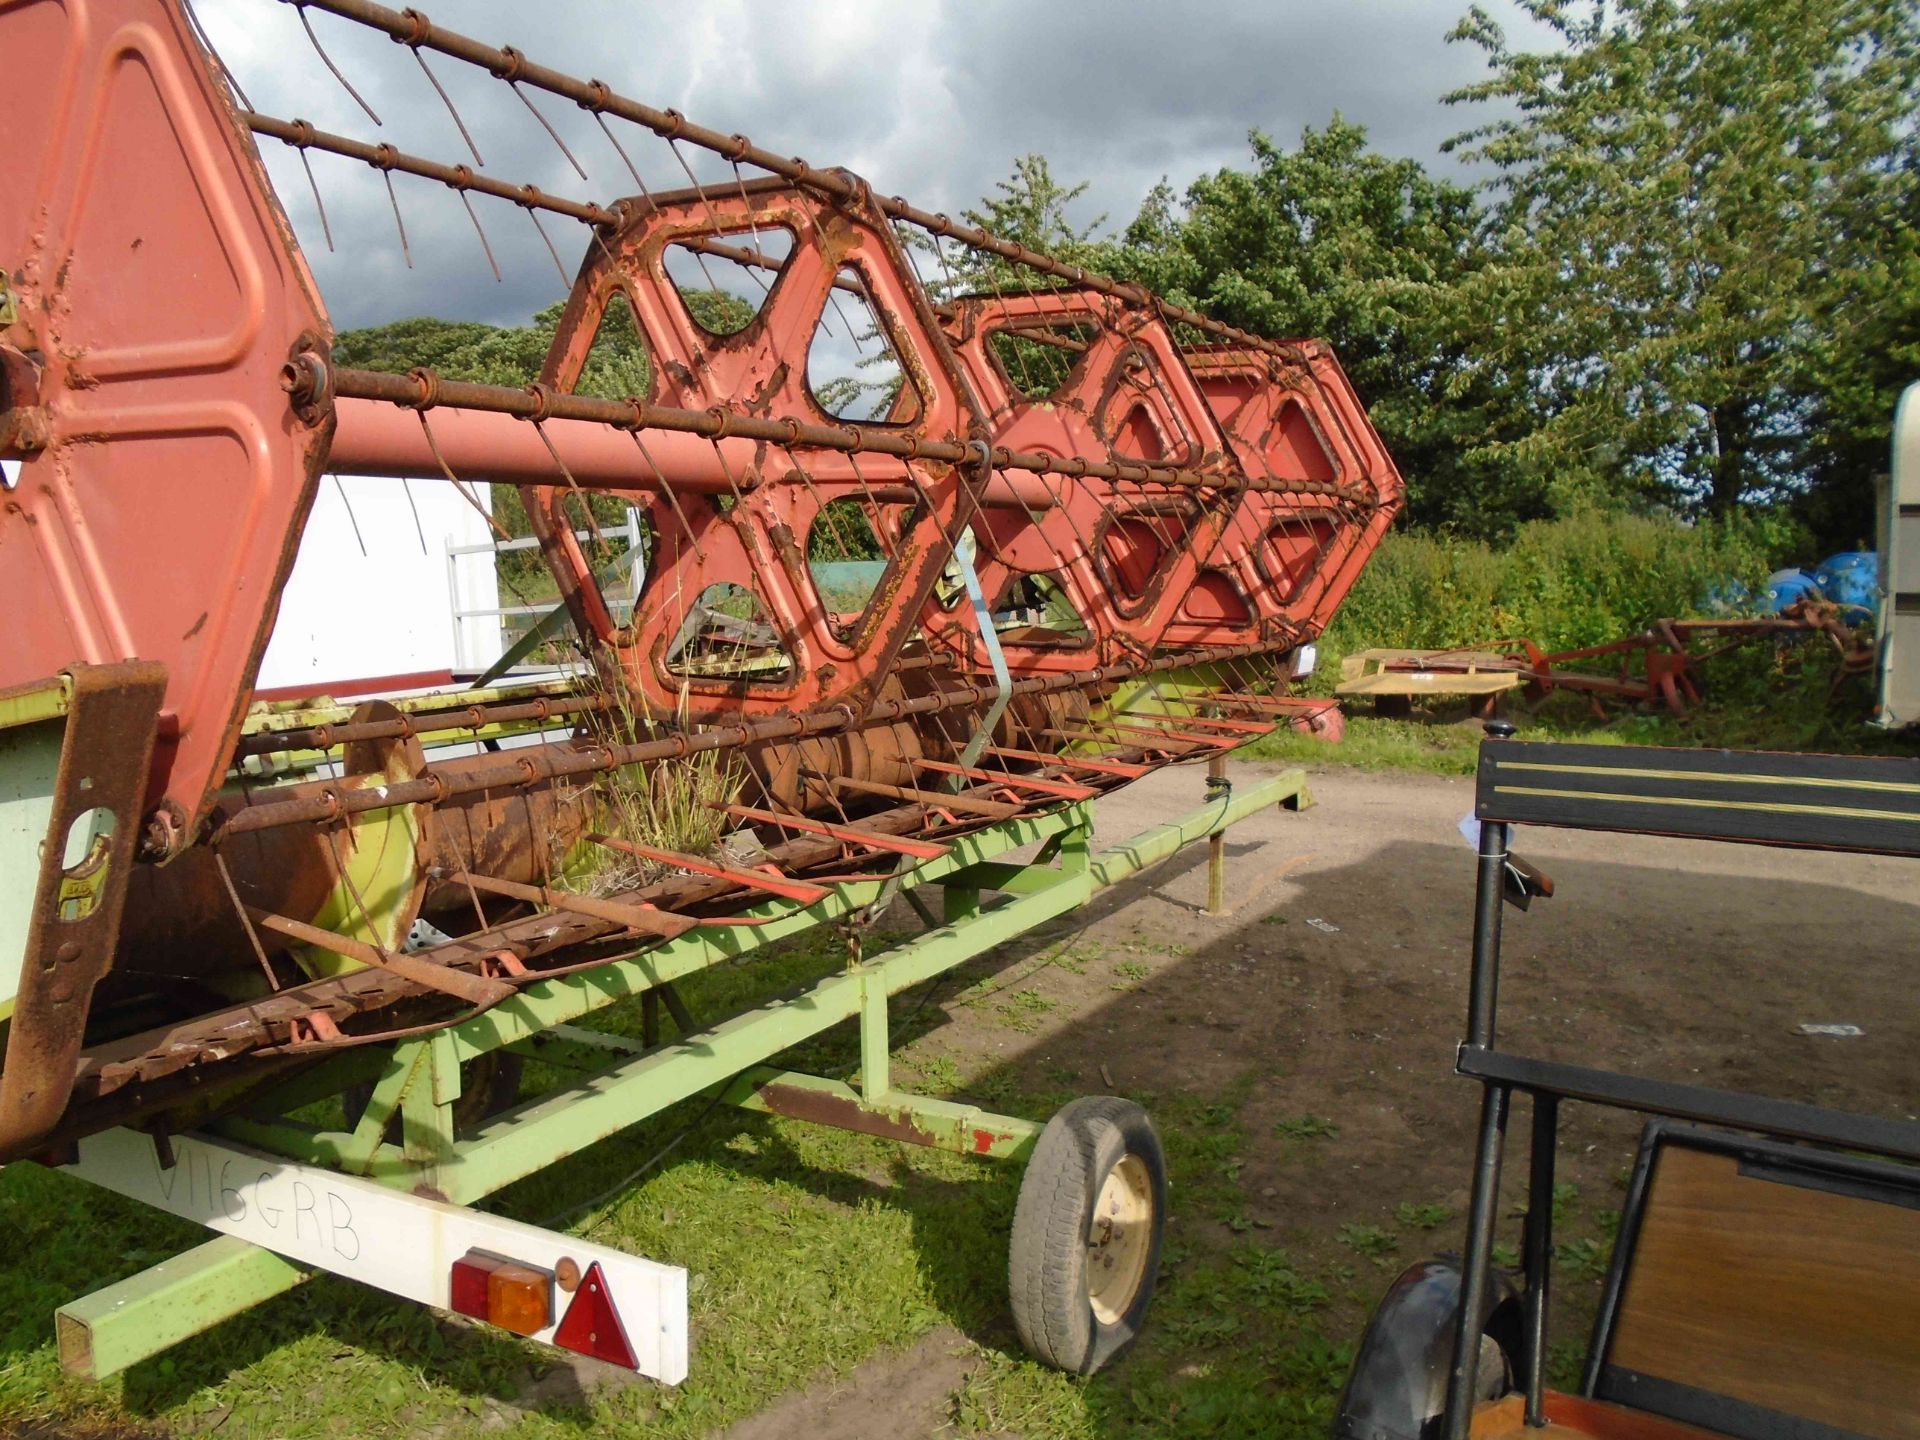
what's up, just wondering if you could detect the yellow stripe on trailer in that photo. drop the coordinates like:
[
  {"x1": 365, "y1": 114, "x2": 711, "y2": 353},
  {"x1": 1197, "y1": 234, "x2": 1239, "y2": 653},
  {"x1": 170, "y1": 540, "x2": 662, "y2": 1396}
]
[
  {"x1": 1497, "y1": 760, "x2": 1920, "y2": 797},
  {"x1": 1491, "y1": 784, "x2": 1920, "y2": 827}
]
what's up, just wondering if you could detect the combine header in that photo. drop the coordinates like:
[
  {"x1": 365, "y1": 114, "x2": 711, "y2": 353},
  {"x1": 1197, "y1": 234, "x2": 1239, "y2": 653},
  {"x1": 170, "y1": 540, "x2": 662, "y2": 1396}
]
[{"x1": 0, "y1": 0, "x2": 1400, "y2": 1385}]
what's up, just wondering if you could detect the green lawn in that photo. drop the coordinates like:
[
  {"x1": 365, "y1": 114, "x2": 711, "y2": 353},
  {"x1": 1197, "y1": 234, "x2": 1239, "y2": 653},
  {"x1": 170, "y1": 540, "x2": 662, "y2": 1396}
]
[{"x1": 1249, "y1": 649, "x2": 1906, "y2": 774}]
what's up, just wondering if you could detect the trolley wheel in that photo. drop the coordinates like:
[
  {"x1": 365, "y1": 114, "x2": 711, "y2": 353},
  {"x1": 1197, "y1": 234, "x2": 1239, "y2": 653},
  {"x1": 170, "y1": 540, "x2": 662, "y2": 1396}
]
[
  {"x1": 342, "y1": 1049, "x2": 524, "y2": 1138},
  {"x1": 1009, "y1": 1095, "x2": 1167, "y2": 1375}
]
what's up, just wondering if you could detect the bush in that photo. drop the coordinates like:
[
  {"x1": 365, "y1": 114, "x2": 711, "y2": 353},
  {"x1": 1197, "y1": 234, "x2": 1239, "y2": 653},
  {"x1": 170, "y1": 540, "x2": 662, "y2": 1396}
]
[{"x1": 1314, "y1": 510, "x2": 1804, "y2": 686}]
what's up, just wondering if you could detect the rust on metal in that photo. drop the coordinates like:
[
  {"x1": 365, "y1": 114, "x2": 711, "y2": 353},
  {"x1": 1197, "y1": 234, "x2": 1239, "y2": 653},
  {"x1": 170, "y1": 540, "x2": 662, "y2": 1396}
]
[
  {"x1": 827, "y1": 778, "x2": 1024, "y2": 820},
  {"x1": 588, "y1": 835, "x2": 832, "y2": 905},
  {"x1": 909, "y1": 759, "x2": 1099, "y2": 802},
  {"x1": 247, "y1": 909, "x2": 515, "y2": 1008},
  {"x1": 982, "y1": 746, "x2": 1154, "y2": 779},
  {"x1": 0, "y1": 663, "x2": 168, "y2": 1158},
  {"x1": 748, "y1": 1080, "x2": 941, "y2": 1150},
  {"x1": 717, "y1": 803, "x2": 951, "y2": 861},
  {"x1": 457, "y1": 871, "x2": 700, "y2": 938},
  {"x1": 1339, "y1": 599, "x2": 1872, "y2": 719}
]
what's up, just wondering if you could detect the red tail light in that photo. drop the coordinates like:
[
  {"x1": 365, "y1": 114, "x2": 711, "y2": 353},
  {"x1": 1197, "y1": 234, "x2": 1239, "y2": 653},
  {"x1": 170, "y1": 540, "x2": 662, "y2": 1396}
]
[{"x1": 449, "y1": 1249, "x2": 554, "y2": 1337}]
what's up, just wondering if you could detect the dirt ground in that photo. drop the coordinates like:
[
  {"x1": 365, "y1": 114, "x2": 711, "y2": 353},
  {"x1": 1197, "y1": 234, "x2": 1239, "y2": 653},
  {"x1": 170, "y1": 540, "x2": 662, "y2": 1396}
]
[{"x1": 720, "y1": 756, "x2": 1920, "y2": 1437}]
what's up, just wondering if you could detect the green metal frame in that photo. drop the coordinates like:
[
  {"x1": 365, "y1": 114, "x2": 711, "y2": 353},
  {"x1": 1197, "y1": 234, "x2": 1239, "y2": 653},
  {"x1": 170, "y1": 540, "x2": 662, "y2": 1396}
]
[{"x1": 54, "y1": 768, "x2": 1310, "y2": 1378}]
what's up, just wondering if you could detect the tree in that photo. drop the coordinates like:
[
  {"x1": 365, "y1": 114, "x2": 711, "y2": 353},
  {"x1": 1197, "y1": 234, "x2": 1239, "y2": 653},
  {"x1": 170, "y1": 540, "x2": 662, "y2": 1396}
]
[
  {"x1": 333, "y1": 302, "x2": 642, "y2": 568},
  {"x1": 1790, "y1": 142, "x2": 1920, "y2": 545},
  {"x1": 1445, "y1": 0, "x2": 1920, "y2": 524},
  {"x1": 325, "y1": 315, "x2": 499, "y2": 375},
  {"x1": 1797, "y1": 245, "x2": 1920, "y2": 545},
  {"x1": 957, "y1": 154, "x2": 1108, "y2": 283},
  {"x1": 332, "y1": 299, "x2": 654, "y2": 395},
  {"x1": 930, "y1": 156, "x2": 1107, "y2": 399},
  {"x1": 331, "y1": 290, "x2": 750, "y2": 562},
  {"x1": 1107, "y1": 120, "x2": 1542, "y2": 535}
]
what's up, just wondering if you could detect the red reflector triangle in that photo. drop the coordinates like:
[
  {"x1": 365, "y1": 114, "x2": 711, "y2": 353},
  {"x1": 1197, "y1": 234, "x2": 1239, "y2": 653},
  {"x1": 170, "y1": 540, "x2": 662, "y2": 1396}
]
[{"x1": 552, "y1": 1262, "x2": 638, "y2": 1369}]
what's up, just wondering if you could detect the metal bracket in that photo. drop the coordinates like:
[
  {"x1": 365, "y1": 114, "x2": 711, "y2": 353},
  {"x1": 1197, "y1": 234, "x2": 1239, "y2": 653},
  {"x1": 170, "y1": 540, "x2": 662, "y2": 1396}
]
[
  {"x1": 1501, "y1": 853, "x2": 1555, "y2": 911},
  {"x1": 859, "y1": 509, "x2": 1013, "y2": 927},
  {"x1": 953, "y1": 513, "x2": 1013, "y2": 775},
  {"x1": 0, "y1": 662, "x2": 168, "y2": 1161}
]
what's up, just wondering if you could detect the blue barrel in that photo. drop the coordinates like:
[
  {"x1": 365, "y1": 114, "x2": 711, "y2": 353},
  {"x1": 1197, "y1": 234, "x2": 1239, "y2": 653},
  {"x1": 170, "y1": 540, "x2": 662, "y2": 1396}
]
[
  {"x1": 1761, "y1": 568, "x2": 1820, "y2": 614},
  {"x1": 1810, "y1": 552, "x2": 1879, "y2": 614}
]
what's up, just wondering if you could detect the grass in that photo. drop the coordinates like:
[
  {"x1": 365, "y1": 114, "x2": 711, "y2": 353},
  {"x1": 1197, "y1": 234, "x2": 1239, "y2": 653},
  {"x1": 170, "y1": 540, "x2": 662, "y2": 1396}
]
[
  {"x1": 1273, "y1": 1114, "x2": 1339, "y2": 1141},
  {"x1": 1555, "y1": 1237, "x2": 1612, "y2": 1281},
  {"x1": 995, "y1": 988, "x2": 1058, "y2": 1033},
  {"x1": 1395, "y1": 1201, "x2": 1454, "y2": 1231},
  {"x1": 1335, "y1": 1224, "x2": 1399, "y2": 1262},
  {"x1": 1315, "y1": 511, "x2": 1797, "y2": 666},
  {"x1": 1246, "y1": 653, "x2": 1902, "y2": 777},
  {"x1": 555, "y1": 667, "x2": 738, "y2": 894},
  {"x1": 1249, "y1": 713, "x2": 1494, "y2": 774}
]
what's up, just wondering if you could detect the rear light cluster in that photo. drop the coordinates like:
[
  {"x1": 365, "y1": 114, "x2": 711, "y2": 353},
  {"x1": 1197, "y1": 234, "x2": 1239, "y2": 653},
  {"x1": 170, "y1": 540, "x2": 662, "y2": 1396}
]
[
  {"x1": 450, "y1": 1249, "x2": 637, "y2": 1366},
  {"x1": 451, "y1": 1250, "x2": 552, "y2": 1335}
]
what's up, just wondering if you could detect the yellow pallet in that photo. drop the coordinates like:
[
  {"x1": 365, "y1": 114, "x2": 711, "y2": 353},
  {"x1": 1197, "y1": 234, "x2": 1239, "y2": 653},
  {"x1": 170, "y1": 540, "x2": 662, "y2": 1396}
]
[{"x1": 1335, "y1": 648, "x2": 1524, "y2": 697}]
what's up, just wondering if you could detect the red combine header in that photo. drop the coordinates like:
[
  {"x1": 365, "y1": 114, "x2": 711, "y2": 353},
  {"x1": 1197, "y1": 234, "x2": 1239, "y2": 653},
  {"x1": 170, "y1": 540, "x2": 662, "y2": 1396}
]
[{"x1": 0, "y1": 0, "x2": 1400, "y2": 1385}]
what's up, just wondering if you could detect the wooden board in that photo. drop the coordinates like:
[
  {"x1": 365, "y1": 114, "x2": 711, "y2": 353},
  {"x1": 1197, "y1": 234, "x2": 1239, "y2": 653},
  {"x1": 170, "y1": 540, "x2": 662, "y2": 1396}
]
[
  {"x1": 1603, "y1": 1144, "x2": 1920, "y2": 1439},
  {"x1": 1335, "y1": 648, "x2": 1524, "y2": 697},
  {"x1": 1470, "y1": 1393, "x2": 1725, "y2": 1440}
]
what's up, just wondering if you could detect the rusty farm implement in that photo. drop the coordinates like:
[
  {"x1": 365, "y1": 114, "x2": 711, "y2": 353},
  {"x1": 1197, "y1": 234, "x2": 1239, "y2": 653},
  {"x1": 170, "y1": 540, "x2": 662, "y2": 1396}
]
[{"x1": 0, "y1": 0, "x2": 1401, "y2": 1383}]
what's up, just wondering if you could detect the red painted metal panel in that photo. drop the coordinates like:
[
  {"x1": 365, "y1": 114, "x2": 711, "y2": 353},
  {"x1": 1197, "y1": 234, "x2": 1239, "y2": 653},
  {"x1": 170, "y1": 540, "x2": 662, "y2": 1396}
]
[
  {"x1": 534, "y1": 179, "x2": 993, "y2": 722},
  {"x1": 0, "y1": 0, "x2": 328, "y2": 850}
]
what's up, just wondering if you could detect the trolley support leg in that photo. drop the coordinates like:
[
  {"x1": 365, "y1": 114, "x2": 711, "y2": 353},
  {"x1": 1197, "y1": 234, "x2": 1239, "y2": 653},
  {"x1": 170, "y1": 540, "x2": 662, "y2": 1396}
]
[
  {"x1": 1523, "y1": 1092, "x2": 1559, "y2": 1425},
  {"x1": 903, "y1": 888, "x2": 941, "y2": 929},
  {"x1": 642, "y1": 989, "x2": 661, "y2": 1048},
  {"x1": 943, "y1": 882, "x2": 980, "y2": 925},
  {"x1": 1207, "y1": 754, "x2": 1229, "y2": 915},
  {"x1": 336, "y1": 1040, "x2": 425, "y2": 1173},
  {"x1": 859, "y1": 973, "x2": 890, "y2": 1105},
  {"x1": 1057, "y1": 810, "x2": 1091, "y2": 876},
  {"x1": 398, "y1": 1032, "x2": 461, "y2": 1185},
  {"x1": 55, "y1": 1236, "x2": 310, "y2": 1381}
]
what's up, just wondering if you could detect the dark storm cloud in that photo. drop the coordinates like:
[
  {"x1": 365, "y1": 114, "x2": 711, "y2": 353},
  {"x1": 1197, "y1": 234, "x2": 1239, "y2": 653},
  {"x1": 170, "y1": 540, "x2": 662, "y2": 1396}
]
[{"x1": 193, "y1": 1, "x2": 1546, "y2": 333}]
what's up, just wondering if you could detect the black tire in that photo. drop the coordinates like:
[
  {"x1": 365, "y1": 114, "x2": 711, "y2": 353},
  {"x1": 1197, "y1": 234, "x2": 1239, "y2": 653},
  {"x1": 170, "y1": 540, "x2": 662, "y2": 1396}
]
[
  {"x1": 1008, "y1": 1095, "x2": 1167, "y2": 1375},
  {"x1": 1332, "y1": 1258, "x2": 1522, "y2": 1440}
]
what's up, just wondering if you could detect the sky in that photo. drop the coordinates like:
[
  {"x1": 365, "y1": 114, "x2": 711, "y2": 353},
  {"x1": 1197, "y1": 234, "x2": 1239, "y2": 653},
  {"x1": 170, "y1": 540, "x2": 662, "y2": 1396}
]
[{"x1": 193, "y1": 0, "x2": 1553, "y2": 335}]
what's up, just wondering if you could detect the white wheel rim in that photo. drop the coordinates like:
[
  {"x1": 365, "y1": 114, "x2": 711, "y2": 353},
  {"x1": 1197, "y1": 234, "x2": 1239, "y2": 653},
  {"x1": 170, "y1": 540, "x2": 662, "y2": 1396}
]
[{"x1": 1086, "y1": 1152, "x2": 1153, "y2": 1324}]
